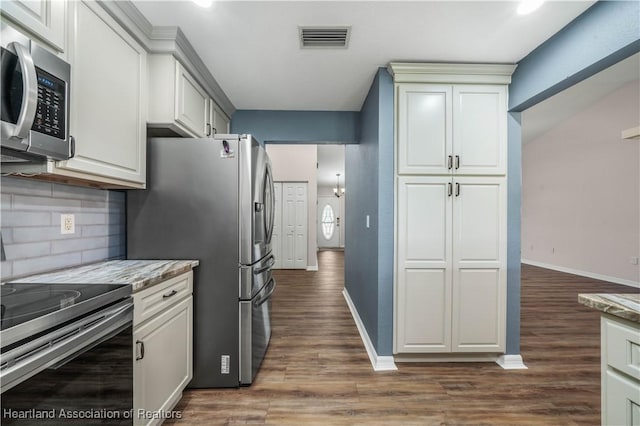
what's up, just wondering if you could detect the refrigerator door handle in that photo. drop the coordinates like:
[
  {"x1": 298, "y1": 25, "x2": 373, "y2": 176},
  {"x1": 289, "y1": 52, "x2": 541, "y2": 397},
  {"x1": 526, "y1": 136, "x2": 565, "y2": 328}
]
[
  {"x1": 253, "y1": 278, "x2": 276, "y2": 307},
  {"x1": 253, "y1": 255, "x2": 275, "y2": 275}
]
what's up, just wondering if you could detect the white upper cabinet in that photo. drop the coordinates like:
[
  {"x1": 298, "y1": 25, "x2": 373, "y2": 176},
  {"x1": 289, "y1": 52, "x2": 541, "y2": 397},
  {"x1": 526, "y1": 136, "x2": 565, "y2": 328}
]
[
  {"x1": 54, "y1": 0, "x2": 147, "y2": 187},
  {"x1": 148, "y1": 54, "x2": 227, "y2": 138},
  {"x1": 397, "y1": 83, "x2": 507, "y2": 176},
  {"x1": 210, "y1": 99, "x2": 230, "y2": 136},
  {"x1": 175, "y1": 61, "x2": 209, "y2": 137},
  {"x1": 397, "y1": 84, "x2": 452, "y2": 175},
  {"x1": 0, "y1": 0, "x2": 66, "y2": 52},
  {"x1": 392, "y1": 63, "x2": 513, "y2": 177},
  {"x1": 453, "y1": 85, "x2": 507, "y2": 175}
]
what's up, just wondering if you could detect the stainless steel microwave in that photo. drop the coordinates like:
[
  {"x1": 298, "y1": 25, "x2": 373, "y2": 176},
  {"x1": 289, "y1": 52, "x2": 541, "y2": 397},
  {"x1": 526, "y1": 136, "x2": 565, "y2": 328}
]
[{"x1": 1, "y1": 23, "x2": 73, "y2": 162}]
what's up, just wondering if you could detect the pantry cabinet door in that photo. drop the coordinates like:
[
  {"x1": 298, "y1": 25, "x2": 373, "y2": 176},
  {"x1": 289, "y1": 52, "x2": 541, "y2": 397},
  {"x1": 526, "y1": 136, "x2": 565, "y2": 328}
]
[
  {"x1": 397, "y1": 84, "x2": 452, "y2": 175},
  {"x1": 452, "y1": 85, "x2": 507, "y2": 175},
  {"x1": 451, "y1": 177, "x2": 506, "y2": 352},
  {"x1": 396, "y1": 176, "x2": 453, "y2": 353}
]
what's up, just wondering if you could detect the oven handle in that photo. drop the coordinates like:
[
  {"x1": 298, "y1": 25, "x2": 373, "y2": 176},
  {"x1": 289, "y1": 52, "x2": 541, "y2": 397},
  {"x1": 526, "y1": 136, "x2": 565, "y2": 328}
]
[
  {"x1": 0, "y1": 299, "x2": 133, "y2": 394},
  {"x1": 253, "y1": 278, "x2": 276, "y2": 308},
  {"x1": 7, "y1": 41, "x2": 38, "y2": 140}
]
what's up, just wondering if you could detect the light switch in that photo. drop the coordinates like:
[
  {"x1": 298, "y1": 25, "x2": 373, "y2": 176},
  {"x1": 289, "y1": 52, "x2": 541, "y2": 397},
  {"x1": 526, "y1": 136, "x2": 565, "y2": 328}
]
[{"x1": 366, "y1": 215, "x2": 370, "y2": 228}]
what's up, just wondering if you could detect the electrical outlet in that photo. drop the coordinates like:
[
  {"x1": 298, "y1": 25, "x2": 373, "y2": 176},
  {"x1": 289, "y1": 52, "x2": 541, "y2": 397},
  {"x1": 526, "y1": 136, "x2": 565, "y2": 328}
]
[
  {"x1": 60, "y1": 214, "x2": 75, "y2": 234},
  {"x1": 631, "y1": 257, "x2": 639, "y2": 266}
]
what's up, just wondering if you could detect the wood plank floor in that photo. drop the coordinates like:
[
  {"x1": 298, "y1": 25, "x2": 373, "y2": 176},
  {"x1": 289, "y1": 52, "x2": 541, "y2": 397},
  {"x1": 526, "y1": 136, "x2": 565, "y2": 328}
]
[{"x1": 166, "y1": 251, "x2": 634, "y2": 425}]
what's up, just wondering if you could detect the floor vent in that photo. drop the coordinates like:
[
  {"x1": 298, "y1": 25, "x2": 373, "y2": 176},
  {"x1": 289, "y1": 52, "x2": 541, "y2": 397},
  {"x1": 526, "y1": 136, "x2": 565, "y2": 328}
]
[{"x1": 299, "y1": 26, "x2": 351, "y2": 49}]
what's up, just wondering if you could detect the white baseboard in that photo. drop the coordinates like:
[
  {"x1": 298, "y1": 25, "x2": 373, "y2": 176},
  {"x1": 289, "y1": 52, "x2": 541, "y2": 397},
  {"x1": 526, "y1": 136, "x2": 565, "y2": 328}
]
[
  {"x1": 342, "y1": 289, "x2": 398, "y2": 372},
  {"x1": 522, "y1": 259, "x2": 639, "y2": 289},
  {"x1": 496, "y1": 354, "x2": 528, "y2": 370},
  {"x1": 306, "y1": 252, "x2": 319, "y2": 271}
]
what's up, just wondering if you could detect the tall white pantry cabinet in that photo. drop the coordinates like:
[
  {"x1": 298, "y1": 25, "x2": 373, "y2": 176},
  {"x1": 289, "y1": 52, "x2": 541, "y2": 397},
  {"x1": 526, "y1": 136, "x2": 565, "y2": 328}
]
[{"x1": 389, "y1": 63, "x2": 516, "y2": 359}]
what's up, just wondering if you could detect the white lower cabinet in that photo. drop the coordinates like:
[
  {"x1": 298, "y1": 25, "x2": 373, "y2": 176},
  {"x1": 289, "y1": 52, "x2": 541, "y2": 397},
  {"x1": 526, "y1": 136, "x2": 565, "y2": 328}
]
[
  {"x1": 395, "y1": 176, "x2": 506, "y2": 354},
  {"x1": 601, "y1": 315, "x2": 640, "y2": 426},
  {"x1": 133, "y1": 272, "x2": 193, "y2": 426}
]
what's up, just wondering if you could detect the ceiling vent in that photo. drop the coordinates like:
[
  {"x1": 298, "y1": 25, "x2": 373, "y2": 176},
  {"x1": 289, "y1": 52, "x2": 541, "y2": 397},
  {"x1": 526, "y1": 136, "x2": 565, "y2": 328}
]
[{"x1": 299, "y1": 26, "x2": 351, "y2": 49}]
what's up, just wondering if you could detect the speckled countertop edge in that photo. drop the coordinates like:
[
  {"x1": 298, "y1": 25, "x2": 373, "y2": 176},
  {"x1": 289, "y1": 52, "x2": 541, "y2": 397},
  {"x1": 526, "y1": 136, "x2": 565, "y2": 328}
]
[
  {"x1": 578, "y1": 293, "x2": 640, "y2": 323},
  {"x1": 4, "y1": 259, "x2": 200, "y2": 293}
]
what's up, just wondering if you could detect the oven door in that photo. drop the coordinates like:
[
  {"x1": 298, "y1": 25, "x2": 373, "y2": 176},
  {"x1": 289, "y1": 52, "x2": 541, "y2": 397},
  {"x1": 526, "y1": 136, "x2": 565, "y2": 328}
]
[
  {"x1": 239, "y1": 276, "x2": 275, "y2": 385},
  {"x1": 1, "y1": 300, "x2": 134, "y2": 425}
]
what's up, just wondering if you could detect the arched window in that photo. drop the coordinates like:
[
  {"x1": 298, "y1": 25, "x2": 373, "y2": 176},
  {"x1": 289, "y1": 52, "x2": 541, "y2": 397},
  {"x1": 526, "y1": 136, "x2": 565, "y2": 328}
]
[{"x1": 321, "y1": 204, "x2": 335, "y2": 240}]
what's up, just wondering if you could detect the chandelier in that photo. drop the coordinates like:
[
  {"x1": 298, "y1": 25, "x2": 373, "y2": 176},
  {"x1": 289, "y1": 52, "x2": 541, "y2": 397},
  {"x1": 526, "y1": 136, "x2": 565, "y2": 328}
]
[{"x1": 333, "y1": 173, "x2": 345, "y2": 198}]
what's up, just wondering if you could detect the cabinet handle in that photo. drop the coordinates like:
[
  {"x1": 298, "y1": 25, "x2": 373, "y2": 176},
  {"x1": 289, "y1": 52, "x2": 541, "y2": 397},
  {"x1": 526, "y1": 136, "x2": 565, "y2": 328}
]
[
  {"x1": 69, "y1": 136, "x2": 76, "y2": 159},
  {"x1": 136, "y1": 340, "x2": 145, "y2": 361},
  {"x1": 455, "y1": 182, "x2": 460, "y2": 197},
  {"x1": 455, "y1": 155, "x2": 460, "y2": 170},
  {"x1": 448, "y1": 182, "x2": 452, "y2": 197},
  {"x1": 206, "y1": 123, "x2": 212, "y2": 137},
  {"x1": 447, "y1": 155, "x2": 453, "y2": 170},
  {"x1": 212, "y1": 127, "x2": 217, "y2": 136},
  {"x1": 163, "y1": 289, "x2": 178, "y2": 299}
]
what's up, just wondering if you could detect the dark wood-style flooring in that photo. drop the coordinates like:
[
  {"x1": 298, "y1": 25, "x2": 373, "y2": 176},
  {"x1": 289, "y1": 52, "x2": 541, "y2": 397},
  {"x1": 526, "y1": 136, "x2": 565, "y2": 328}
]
[{"x1": 166, "y1": 250, "x2": 634, "y2": 425}]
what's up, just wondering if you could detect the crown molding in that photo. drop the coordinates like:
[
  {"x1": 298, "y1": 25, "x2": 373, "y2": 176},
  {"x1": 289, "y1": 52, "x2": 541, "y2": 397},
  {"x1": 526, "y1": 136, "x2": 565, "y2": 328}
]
[
  {"x1": 388, "y1": 62, "x2": 517, "y2": 85},
  {"x1": 98, "y1": 0, "x2": 235, "y2": 118}
]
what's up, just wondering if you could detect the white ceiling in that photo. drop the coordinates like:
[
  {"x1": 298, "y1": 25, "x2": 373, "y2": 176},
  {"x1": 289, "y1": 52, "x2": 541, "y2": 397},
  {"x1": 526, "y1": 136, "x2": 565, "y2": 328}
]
[
  {"x1": 132, "y1": 0, "x2": 596, "y2": 112},
  {"x1": 317, "y1": 145, "x2": 345, "y2": 188},
  {"x1": 522, "y1": 53, "x2": 640, "y2": 144}
]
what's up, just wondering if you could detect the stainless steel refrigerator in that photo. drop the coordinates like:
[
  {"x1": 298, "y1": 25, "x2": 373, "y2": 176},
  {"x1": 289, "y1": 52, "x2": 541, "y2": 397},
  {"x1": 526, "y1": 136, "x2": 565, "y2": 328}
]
[{"x1": 127, "y1": 134, "x2": 276, "y2": 388}]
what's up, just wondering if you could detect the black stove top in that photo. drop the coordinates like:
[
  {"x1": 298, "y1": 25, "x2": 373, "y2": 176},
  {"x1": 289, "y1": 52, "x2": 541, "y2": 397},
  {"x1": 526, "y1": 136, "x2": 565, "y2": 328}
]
[{"x1": 0, "y1": 282, "x2": 131, "y2": 348}]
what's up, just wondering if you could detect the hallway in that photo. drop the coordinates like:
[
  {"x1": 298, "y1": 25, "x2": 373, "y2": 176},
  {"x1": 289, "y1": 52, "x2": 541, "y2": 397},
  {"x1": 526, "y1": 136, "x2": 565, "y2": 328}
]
[{"x1": 168, "y1": 250, "x2": 630, "y2": 425}]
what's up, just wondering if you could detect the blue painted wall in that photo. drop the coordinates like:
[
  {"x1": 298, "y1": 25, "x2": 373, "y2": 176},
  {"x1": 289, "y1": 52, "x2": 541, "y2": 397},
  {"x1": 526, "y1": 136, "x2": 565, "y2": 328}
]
[
  {"x1": 231, "y1": 110, "x2": 360, "y2": 144},
  {"x1": 344, "y1": 68, "x2": 394, "y2": 356},
  {"x1": 505, "y1": 0, "x2": 640, "y2": 355},
  {"x1": 506, "y1": 113, "x2": 522, "y2": 355},
  {"x1": 510, "y1": 1, "x2": 640, "y2": 111}
]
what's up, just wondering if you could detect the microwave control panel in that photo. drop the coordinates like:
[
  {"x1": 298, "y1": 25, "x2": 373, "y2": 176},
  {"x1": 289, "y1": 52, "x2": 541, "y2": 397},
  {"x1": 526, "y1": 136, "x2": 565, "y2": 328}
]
[{"x1": 33, "y1": 67, "x2": 65, "y2": 140}]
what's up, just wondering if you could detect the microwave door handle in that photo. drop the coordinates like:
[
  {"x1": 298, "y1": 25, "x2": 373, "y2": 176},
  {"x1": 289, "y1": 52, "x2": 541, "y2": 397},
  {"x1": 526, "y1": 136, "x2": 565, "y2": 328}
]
[{"x1": 8, "y1": 42, "x2": 38, "y2": 140}]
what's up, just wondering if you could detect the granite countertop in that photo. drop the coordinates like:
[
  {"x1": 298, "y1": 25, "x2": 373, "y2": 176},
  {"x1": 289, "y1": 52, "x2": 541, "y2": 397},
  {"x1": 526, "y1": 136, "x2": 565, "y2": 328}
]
[
  {"x1": 578, "y1": 293, "x2": 640, "y2": 323},
  {"x1": 6, "y1": 260, "x2": 199, "y2": 293}
]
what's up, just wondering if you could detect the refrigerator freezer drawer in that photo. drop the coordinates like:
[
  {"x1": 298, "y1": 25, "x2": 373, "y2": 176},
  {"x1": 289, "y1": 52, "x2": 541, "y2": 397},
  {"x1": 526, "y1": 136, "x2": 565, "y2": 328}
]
[{"x1": 239, "y1": 277, "x2": 275, "y2": 385}]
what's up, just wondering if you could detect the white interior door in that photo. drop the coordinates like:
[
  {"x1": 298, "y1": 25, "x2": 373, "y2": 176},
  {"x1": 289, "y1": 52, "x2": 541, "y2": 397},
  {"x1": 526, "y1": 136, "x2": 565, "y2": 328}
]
[
  {"x1": 280, "y1": 182, "x2": 307, "y2": 269},
  {"x1": 318, "y1": 196, "x2": 341, "y2": 248},
  {"x1": 272, "y1": 182, "x2": 283, "y2": 269}
]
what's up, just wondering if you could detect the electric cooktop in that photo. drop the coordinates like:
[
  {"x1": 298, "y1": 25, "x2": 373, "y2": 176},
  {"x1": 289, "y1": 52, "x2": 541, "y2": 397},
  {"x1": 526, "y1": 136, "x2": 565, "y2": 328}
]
[{"x1": 0, "y1": 282, "x2": 131, "y2": 348}]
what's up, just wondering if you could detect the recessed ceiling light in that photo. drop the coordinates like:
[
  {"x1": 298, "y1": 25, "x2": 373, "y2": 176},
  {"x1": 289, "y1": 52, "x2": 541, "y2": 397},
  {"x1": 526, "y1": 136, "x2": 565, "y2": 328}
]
[
  {"x1": 517, "y1": 0, "x2": 545, "y2": 15},
  {"x1": 192, "y1": 0, "x2": 213, "y2": 8}
]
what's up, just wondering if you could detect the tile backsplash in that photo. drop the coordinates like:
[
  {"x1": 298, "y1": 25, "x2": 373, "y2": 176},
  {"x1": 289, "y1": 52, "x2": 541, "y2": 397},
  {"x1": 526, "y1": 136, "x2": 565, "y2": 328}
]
[{"x1": 1, "y1": 177, "x2": 125, "y2": 281}]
